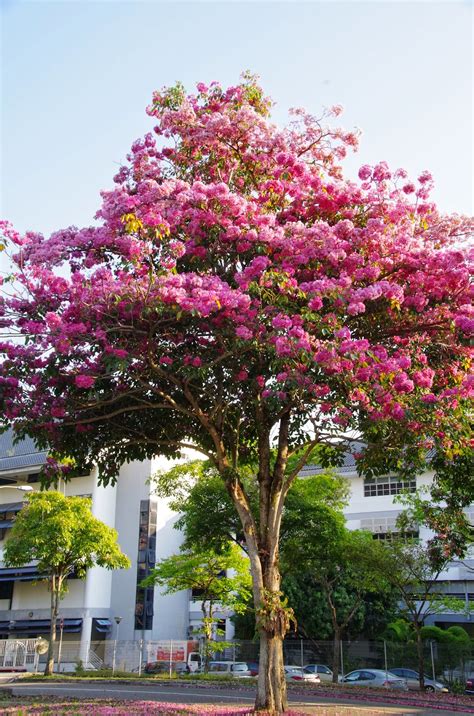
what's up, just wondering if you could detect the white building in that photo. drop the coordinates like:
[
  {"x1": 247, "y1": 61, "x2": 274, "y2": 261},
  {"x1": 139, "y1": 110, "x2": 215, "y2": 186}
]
[
  {"x1": 301, "y1": 450, "x2": 474, "y2": 633},
  {"x1": 0, "y1": 429, "x2": 193, "y2": 656},
  {"x1": 0, "y1": 429, "x2": 471, "y2": 657}
]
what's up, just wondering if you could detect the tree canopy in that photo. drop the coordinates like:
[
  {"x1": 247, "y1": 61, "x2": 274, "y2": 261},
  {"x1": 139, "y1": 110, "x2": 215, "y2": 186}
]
[
  {"x1": 0, "y1": 75, "x2": 471, "y2": 484},
  {"x1": 144, "y1": 544, "x2": 251, "y2": 670},
  {"x1": 4, "y1": 491, "x2": 130, "y2": 579},
  {"x1": 1, "y1": 74, "x2": 472, "y2": 712}
]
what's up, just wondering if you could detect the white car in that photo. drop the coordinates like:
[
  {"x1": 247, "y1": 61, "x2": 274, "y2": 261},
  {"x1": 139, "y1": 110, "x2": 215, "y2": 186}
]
[
  {"x1": 208, "y1": 661, "x2": 251, "y2": 677},
  {"x1": 303, "y1": 664, "x2": 334, "y2": 682},
  {"x1": 284, "y1": 665, "x2": 320, "y2": 683}
]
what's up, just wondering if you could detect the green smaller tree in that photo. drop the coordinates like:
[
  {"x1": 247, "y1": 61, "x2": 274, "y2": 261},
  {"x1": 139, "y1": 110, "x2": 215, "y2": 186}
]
[
  {"x1": 3, "y1": 491, "x2": 130, "y2": 675},
  {"x1": 375, "y1": 539, "x2": 470, "y2": 689},
  {"x1": 144, "y1": 544, "x2": 252, "y2": 671}
]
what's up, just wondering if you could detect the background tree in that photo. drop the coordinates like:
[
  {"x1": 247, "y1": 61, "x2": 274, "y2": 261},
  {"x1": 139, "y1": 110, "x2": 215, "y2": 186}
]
[
  {"x1": 374, "y1": 539, "x2": 469, "y2": 689},
  {"x1": 157, "y1": 461, "x2": 396, "y2": 647},
  {"x1": 283, "y1": 526, "x2": 391, "y2": 681},
  {"x1": 1, "y1": 75, "x2": 472, "y2": 713},
  {"x1": 420, "y1": 626, "x2": 472, "y2": 680},
  {"x1": 3, "y1": 491, "x2": 130, "y2": 675},
  {"x1": 154, "y1": 460, "x2": 349, "y2": 554},
  {"x1": 282, "y1": 571, "x2": 398, "y2": 645},
  {"x1": 396, "y1": 451, "x2": 474, "y2": 568},
  {"x1": 143, "y1": 544, "x2": 251, "y2": 670}
]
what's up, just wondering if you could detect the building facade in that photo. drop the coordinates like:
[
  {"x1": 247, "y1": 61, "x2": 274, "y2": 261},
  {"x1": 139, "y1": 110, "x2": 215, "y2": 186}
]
[
  {"x1": 0, "y1": 429, "x2": 193, "y2": 658},
  {"x1": 0, "y1": 429, "x2": 471, "y2": 659},
  {"x1": 301, "y1": 452, "x2": 474, "y2": 632}
]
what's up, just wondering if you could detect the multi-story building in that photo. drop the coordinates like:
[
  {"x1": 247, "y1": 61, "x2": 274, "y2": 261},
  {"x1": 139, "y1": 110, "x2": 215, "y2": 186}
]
[
  {"x1": 0, "y1": 429, "x2": 195, "y2": 659},
  {"x1": 0, "y1": 428, "x2": 471, "y2": 662},
  {"x1": 301, "y1": 450, "x2": 474, "y2": 632}
]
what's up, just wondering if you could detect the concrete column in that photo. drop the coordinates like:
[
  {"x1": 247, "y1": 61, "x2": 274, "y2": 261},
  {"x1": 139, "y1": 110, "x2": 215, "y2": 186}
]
[
  {"x1": 79, "y1": 615, "x2": 93, "y2": 665},
  {"x1": 225, "y1": 617, "x2": 235, "y2": 641},
  {"x1": 80, "y1": 469, "x2": 118, "y2": 666},
  {"x1": 83, "y1": 470, "x2": 118, "y2": 611}
]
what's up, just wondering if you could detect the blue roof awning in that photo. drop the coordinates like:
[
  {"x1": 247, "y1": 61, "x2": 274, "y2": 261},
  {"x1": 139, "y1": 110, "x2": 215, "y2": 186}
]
[
  {"x1": 10, "y1": 619, "x2": 82, "y2": 633},
  {"x1": 0, "y1": 429, "x2": 47, "y2": 472},
  {"x1": 93, "y1": 618, "x2": 112, "y2": 633},
  {"x1": 0, "y1": 566, "x2": 42, "y2": 582}
]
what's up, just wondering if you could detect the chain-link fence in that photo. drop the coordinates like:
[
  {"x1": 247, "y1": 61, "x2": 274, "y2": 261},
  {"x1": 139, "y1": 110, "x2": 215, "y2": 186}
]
[{"x1": 8, "y1": 636, "x2": 473, "y2": 684}]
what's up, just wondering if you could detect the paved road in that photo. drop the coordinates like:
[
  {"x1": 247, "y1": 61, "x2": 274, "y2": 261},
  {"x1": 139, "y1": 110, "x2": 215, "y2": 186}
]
[{"x1": 4, "y1": 681, "x2": 472, "y2": 715}]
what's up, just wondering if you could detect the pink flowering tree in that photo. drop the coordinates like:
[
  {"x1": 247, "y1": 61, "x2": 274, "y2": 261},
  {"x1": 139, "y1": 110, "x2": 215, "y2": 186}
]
[{"x1": 0, "y1": 75, "x2": 472, "y2": 712}]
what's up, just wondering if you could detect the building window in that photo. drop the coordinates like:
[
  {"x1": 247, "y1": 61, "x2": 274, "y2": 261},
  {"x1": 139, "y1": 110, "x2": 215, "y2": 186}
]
[
  {"x1": 215, "y1": 619, "x2": 226, "y2": 640},
  {"x1": 372, "y1": 530, "x2": 419, "y2": 541},
  {"x1": 364, "y1": 475, "x2": 416, "y2": 497},
  {"x1": 134, "y1": 499, "x2": 156, "y2": 631},
  {"x1": 360, "y1": 516, "x2": 418, "y2": 540},
  {"x1": 0, "y1": 581, "x2": 13, "y2": 602}
]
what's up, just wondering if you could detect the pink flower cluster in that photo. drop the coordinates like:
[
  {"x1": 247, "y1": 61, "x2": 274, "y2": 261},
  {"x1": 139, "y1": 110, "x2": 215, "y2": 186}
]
[{"x1": 0, "y1": 74, "x2": 472, "y2": 467}]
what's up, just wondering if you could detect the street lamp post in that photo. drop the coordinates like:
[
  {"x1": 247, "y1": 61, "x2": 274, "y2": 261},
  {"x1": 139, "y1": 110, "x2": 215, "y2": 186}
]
[{"x1": 112, "y1": 616, "x2": 122, "y2": 675}]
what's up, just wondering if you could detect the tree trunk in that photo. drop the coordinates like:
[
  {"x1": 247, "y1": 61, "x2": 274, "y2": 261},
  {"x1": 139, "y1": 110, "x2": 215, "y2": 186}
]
[
  {"x1": 256, "y1": 628, "x2": 286, "y2": 713},
  {"x1": 201, "y1": 602, "x2": 212, "y2": 673},
  {"x1": 252, "y1": 513, "x2": 288, "y2": 713},
  {"x1": 45, "y1": 575, "x2": 59, "y2": 676},
  {"x1": 227, "y1": 478, "x2": 288, "y2": 712},
  {"x1": 332, "y1": 627, "x2": 341, "y2": 684},
  {"x1": 416, "y1": 625, "x2": 425, "y2": 690},
  {"x1": 224, "y1": 416, "x2": 292, "y2": 714}
]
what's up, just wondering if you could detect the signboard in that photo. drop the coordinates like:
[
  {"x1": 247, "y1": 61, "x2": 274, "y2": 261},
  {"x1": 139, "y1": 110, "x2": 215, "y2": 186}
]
[{"x1": 154, "y1": 640, "x2": 199, "y2": 662}]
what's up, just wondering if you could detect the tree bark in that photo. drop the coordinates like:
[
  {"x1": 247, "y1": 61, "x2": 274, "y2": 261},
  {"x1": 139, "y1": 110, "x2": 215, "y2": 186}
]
[
  {"x1": 332, "y1": 627, "x2": 341, "y2": 684},
  {"x1": 250, "y1": 508, "x2": 288, "y2": 712},
  {"x1": 45, "y1": 574, "x2": 60, "y2": 676},
  {"x1": 226, "y1": 472, "x2": 288, "y2": 712},
  {"x1": 256, "y1": 628, "x2": 286, "y2": 713},
  {"x1": 220, "y1": 409, "x2": 295, "y2": 714},
  {"x1": 416, "y1": 624, "x2": 425, "y2": 690}
]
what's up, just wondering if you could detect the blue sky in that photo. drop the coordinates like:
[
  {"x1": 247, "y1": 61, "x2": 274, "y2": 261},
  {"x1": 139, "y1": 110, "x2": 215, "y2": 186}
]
[{"x1": 1, "y1": 0, "x2": 472, "y2": 244}]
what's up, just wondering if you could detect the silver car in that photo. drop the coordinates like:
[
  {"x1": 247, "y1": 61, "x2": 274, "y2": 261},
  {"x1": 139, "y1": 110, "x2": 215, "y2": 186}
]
[
  {"x1": 303, "y1": 664, "x2": 334, "y2": 682},
  {"x1": 390, "y1": 668, "x2": 449, "y2": 693},
  {"x1": 342, "y1": 669, "x2": 408, "y2": 690},
  {"x1": 284, "y1": 665, "x2": 320, "y2": 683},
  {"x1": 208, "y1": 661, "x2": 251, "y2": 677}
]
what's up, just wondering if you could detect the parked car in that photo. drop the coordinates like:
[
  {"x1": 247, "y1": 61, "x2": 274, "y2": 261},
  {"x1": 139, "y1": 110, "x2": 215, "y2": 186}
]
[
  {"x1": 208, "y1": 661, "x2": 251, "y2": 677},
  {"x1": 303, "y1": 664, "x2": 334, "y2": 682},
  {"x1": 465, "y1": 677, "x2": 474, "y2": 694},
  {"x1": 144, "y1": 661, "x2": 170, "y2": 674},
  {"x1": 389, "y1": 668, "x2": 449, "y2": 693},
  {"x1": 246, "y1": 662, "x2": 259, "y2": 676},
  {"x1": 342, "y1": 669, "x2": 408, "y2": 690},
  {"x1": 284, "y1": 665, "x2": 320, "y2": 683},
  {"x1": 174, "y1": 662, "x2": 191, "y2": 675}
]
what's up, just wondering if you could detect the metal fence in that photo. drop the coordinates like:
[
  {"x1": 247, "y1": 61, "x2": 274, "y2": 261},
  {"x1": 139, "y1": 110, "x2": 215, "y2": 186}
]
[
  {"x1": 235, "y1": 638, "x2": 473, "y2": 683},
  {"x1": 4, "y1": 637, "x2": 472, "y2": 683}
]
